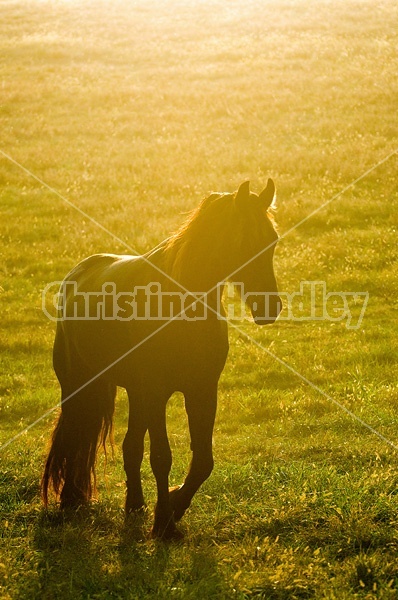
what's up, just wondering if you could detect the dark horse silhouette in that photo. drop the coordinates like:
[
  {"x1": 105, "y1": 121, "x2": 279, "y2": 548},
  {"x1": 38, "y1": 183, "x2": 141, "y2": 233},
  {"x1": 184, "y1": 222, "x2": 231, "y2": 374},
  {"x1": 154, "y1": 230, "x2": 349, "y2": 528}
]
[{"x1": 42, "y1": 180, "x2": 281, "y2": 538}]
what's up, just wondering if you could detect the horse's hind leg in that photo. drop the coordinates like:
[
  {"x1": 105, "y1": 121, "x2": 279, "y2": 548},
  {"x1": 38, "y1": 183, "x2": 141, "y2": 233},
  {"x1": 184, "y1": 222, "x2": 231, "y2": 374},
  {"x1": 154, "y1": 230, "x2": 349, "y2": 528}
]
[
  {"x1": 123, "y1": 392, "x2": 148, "y2": 514},
  {"x1": 59, "y1": 377, "x2": 116, "y2": 509},
  {"x1": 169, "y1": 383, "x2": 217, "y2": 521}
]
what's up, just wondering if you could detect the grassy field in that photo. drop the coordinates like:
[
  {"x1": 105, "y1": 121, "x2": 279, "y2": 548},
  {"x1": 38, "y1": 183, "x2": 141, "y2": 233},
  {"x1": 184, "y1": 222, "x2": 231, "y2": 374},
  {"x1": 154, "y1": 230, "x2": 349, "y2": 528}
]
[{"x1": 1, "y1": 0, "x2": 398, "y2": 597}]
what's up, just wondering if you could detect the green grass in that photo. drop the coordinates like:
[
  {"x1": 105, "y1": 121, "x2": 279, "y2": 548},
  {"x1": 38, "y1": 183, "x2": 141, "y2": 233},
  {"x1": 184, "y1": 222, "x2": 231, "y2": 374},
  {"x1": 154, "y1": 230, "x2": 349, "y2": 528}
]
[{"x1": 1, "y1": 0, "x2": 398, "y2": 597}]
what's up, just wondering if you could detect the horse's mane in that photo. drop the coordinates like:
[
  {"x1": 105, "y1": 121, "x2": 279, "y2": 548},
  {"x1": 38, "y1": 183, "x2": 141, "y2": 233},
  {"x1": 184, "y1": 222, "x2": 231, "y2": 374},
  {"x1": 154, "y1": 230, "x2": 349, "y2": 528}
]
[
  {"x1": 163, "y1": 190, "x2": 277, "y2": 288},
  {"x1": 166, "y1": 191, "x2": 276, "y2": 248},
  {"x1": 165, "y1": 192, "x2": 229, "y2": 247}
]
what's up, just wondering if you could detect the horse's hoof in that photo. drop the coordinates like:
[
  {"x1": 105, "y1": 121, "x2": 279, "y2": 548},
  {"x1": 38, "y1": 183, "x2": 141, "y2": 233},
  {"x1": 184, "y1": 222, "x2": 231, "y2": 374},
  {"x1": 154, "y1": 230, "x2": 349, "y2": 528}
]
[
  {"x1": 151, "y1": 505, "x2": 184, "y2": 541},
  {"x1": 125, "y1": 507, "x2": 148, "y2": 526},
  {"x1": 59, "y1": 496, "x2": 87, "y2": 511},
  {"x1": 150, "y1": 521, "x2": 184, "y2": 541},
  {"x1": 125, "y1": 502, "x2": 147, "y2": 516}
]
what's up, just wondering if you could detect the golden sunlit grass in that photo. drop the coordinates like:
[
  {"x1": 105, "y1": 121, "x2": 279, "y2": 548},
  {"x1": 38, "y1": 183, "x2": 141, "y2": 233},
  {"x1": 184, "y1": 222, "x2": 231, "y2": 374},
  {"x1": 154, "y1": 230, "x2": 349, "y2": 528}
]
[{"x1": 1, "y1": 0, "x2": 398, "y2": 598}]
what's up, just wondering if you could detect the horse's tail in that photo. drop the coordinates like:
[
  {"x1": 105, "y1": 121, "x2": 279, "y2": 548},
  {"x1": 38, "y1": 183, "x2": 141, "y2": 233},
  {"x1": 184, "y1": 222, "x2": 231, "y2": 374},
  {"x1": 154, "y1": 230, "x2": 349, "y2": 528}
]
[{"x1": 41, "y1": 331, "x2": 116, "y2": 507}]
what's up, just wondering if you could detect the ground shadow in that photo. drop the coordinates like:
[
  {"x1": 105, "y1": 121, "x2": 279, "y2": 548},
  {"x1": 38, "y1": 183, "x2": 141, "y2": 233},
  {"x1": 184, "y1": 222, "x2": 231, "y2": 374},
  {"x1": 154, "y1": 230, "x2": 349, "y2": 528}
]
[{"x1": 31, "y1": 503, "x2": 229, "y2": 599}]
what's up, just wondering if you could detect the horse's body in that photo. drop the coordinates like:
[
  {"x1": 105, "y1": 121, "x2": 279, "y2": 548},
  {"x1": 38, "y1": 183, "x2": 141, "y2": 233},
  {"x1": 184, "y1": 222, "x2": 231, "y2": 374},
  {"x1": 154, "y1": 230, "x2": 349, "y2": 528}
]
[{"x1": 42, "y1": 180, "x2": 281, "y2": 538}]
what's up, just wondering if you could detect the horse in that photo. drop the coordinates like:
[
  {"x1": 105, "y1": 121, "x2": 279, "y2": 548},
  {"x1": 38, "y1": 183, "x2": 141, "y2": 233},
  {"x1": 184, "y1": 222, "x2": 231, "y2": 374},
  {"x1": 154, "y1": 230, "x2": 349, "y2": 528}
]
[{"x1": 41, "y1": 179, "x2": 281, "y2": 539}]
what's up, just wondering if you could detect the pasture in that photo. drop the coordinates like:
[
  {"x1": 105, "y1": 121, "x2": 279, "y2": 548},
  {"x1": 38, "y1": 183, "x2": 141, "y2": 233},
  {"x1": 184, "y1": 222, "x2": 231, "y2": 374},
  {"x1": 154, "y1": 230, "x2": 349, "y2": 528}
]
[{"x1": 1, "y1": 0, "x2": 398, "y2": 597}]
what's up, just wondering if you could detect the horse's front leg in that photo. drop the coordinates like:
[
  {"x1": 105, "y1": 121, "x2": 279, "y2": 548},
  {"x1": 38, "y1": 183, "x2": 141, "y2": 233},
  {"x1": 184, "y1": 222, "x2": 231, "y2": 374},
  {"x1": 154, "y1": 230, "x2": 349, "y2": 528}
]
[
  {"x1": 148, "y1": 399, "x2": 182, "y2": 540},
  {"x1": 123, "y1": 393, "x2": 148, "y2": 514},
  {"x1": 169, "y1": 383, "x2": 217, "y2": 522}
]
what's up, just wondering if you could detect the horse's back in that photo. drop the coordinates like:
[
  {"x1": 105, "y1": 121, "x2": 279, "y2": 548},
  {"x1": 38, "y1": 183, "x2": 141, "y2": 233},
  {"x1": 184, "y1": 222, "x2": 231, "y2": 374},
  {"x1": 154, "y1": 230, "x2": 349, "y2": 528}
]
[{"x1": 64, "y1": 253, "x2": 141, "y2": 290}]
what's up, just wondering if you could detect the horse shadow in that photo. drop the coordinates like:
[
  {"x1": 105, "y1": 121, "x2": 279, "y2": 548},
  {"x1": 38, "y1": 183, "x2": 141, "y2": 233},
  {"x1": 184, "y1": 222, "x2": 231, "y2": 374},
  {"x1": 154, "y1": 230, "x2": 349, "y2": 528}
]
[{"x1": 32, "y1": 504, "x2": 225, "y2": 599}]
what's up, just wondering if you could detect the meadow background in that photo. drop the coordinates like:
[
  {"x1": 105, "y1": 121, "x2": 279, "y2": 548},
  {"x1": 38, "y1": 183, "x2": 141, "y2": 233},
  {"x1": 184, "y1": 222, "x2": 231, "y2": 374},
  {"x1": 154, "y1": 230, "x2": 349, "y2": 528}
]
[{"x1": 1, "y1": 0, "x2": 398, "y2": 597}]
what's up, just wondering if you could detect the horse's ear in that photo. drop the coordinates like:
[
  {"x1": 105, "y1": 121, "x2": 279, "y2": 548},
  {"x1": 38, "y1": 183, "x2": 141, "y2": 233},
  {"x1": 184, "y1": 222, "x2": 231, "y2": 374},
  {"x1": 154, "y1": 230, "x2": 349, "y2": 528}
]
[
  {"x1": 259, "y1": 178, "x2": 276, "y2": 208},
  {"x1": 235, "y1": 181, "x2": 250, "y2": 206}
]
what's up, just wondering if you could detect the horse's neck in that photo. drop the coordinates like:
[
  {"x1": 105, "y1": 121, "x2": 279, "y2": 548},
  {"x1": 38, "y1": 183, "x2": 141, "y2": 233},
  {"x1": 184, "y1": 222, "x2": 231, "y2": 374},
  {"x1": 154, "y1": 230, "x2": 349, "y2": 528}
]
[
  {"x1": 139, "y1": 240, "x2": 224, "y2": 319},
  {"x1": 161, "y1": 237, "x2": 227, "y2": 295}
]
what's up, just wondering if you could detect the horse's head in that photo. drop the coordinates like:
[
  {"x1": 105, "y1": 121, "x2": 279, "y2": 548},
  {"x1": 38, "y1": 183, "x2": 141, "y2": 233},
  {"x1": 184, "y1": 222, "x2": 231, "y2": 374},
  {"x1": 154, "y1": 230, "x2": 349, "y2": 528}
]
[
  {"x1": 165, "y1": 180, "x2": 282, "y2": 325},
  {"x1": 232, "y1": 180, "x2": 282, "y2": 325}
]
